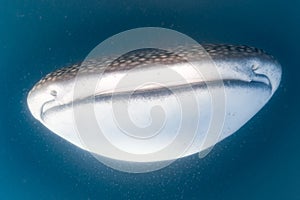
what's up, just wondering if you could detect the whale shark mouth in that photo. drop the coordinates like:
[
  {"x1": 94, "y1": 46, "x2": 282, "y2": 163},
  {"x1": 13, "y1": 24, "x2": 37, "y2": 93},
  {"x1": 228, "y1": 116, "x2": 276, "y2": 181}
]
[{"x1": 40, "y1": 75, "x2": 272, "y2": 123}]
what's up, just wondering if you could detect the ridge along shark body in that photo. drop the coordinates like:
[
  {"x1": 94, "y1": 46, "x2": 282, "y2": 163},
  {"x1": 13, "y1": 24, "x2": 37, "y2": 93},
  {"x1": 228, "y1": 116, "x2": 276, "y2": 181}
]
[{"x1": 27, "y1": 44, "x2": 281, "y2": 163}]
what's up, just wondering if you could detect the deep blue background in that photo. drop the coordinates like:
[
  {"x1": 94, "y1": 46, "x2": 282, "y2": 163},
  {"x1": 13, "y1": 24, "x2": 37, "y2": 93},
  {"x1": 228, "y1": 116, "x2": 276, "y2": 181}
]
[{"x1": 1, "y1": 0, "x2": 299, "y2": 199}]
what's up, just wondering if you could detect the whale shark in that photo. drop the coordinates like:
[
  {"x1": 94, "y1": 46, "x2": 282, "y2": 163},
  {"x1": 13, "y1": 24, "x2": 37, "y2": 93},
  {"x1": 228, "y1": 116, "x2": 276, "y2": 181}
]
[{"x1": 27, "y1": 44, "x2": 281, "y2": 163}]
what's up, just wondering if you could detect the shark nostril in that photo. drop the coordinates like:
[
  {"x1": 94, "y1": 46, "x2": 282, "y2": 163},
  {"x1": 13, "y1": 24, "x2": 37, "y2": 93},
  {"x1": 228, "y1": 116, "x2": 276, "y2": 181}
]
[
  {"x1": 251, "y1": 64, "x2": 259, "y2": 71},
  {"x1": 50, "y1": 90, "x2": 57, "y2": 97}
]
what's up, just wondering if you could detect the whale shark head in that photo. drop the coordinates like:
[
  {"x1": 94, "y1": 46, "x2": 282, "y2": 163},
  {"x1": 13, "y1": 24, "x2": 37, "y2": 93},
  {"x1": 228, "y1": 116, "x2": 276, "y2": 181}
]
[{"x1": 27, "y1": 44, "x2": 281, "y2": 162}]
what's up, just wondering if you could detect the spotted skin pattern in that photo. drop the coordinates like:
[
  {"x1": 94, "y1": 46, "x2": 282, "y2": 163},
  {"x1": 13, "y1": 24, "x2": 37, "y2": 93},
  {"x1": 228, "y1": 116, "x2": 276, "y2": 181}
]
[{"x1": 33, "y1": 44, "x2": 274, "y2": 90}]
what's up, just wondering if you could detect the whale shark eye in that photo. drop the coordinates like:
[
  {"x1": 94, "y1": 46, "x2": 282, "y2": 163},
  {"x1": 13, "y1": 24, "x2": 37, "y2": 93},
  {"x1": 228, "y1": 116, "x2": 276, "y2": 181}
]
[{"x1": 50, "y1": 90, "x2": 57, "y2": 97}]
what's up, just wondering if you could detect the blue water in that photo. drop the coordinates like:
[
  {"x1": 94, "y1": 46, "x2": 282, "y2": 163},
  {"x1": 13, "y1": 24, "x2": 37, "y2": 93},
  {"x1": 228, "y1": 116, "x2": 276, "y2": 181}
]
[{"x1": 1, "y1": 1, "x2": 299, "y2": 199}]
